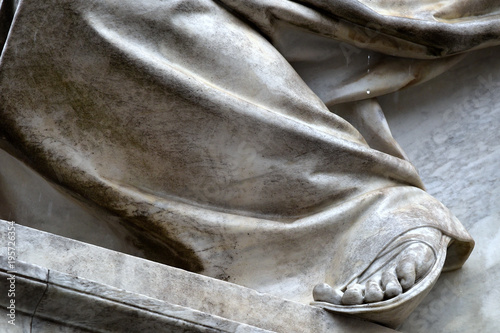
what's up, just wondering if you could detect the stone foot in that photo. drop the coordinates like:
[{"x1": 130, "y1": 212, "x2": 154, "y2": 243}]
[{"x1": 313, "y1": 227, "x2": 442, "y2": 305}]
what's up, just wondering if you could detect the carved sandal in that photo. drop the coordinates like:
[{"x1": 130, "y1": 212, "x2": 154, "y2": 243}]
[{"x1": 311, "y1": 231, "x2": 450, "y2": 329}]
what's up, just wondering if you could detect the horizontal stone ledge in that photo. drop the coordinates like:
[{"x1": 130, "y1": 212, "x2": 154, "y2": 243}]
[
  {"x1": 0, "y1": 220, "x2": 394, "y2": 332},
  {"x1": 0, "y1": 260, "x2": 271, "y2": 332}
]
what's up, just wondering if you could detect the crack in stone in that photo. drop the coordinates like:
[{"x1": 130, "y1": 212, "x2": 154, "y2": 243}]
[{"x1": 30, "y1": 269, "x2": 50, "y2": 332}]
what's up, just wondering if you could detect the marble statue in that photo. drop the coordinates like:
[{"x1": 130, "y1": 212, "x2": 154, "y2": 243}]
[{"x1": 1, "y1": 0, "x2": 498, "y2": 328}]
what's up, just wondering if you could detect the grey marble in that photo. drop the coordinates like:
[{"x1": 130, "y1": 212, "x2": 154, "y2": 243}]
[
  {"x1": 1, "y1": 0, "x2": 499, "y2": 329},
  {"x1": 380, "y1": 46, "x2": 500, "y2": 332},
  {"x1": 0, "y1": 220, "x2": 394, "y2": 333},
  {"x1": 0, "y1": 309, "x2": 48, "y2": 333},
  {"x1": 0, "y1": 260, "x2": 48, "y2": 321},
  {"x1": 0, "y1": 259, "x2": 272, "y2": 332},
  {"x1": 0, "y1": 141, "x2": 151, "y2": 259}
]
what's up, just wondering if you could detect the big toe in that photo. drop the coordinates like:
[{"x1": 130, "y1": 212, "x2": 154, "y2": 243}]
[
  {"x1": 396, "y1": 243, "x2": 435, "y2": 290},
  {"x1": 396, "y1": 259, "x2": 416, "y2": 290},
  {"x1": 414, "y1": 243, "x2": 435, "y2": 277}
]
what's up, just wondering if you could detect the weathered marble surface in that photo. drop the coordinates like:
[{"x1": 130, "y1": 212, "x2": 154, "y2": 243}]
[
  {"x1": 0, "y1": 260, "x2": 272, "y2": 332},
  {"x1": 380, "y1": 46, "x2": 500, "y2": 332},
  {"x1": 0, "y1": 141, "x2": 151, "y2": 259},
  {"x1": 0, "y1": 220, "x2": 394, "y2": 333},
  {"x1": 1, "y1": 0, "x2": 499, "y2": 329},
  {"x1": 0, "y1": 310, "x2": 90, "y2": 333}
]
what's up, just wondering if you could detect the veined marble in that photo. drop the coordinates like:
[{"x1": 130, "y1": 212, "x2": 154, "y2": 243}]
[
  {"x1": 1, "y1": 0, "x2": 499, "y2": 330},
  {"x1": 0, "y1": 220, "x2": 394, "y2": 333},
  {"x1": 380, "y1": 46, "x2": 500, "y2": 333}
]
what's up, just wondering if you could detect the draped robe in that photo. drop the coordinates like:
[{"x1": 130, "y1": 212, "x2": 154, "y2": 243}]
[{"x1": 2, "y1": 0, "x2": 496, "y2": 307}]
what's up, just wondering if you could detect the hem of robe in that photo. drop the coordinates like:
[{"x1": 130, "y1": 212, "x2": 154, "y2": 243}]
[{"x1": 0, "y1": 0, "x2": 475, "y2": 308}]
